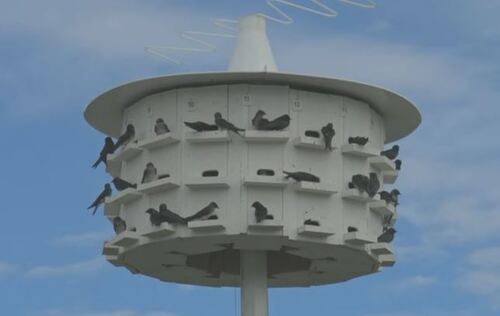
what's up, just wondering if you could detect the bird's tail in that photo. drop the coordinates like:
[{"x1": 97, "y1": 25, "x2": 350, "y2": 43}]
[
  {"x1": 91, "y1": 158, "x2": 101, "y2": 169},
  {"x1": 92, "y1": 206, "x2": 99, "y2": 215},
  {"x1": 265, "y1": 214, "x2": 274, "y2": 220}
]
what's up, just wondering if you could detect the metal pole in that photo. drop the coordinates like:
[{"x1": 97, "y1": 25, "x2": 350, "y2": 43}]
[{"x1": 240, "y1": 250, "x2": 269, "y2": 316}]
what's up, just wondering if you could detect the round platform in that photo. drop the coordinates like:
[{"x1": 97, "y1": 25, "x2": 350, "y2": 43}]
[
  {"x1": 84, "y1": 71, "x2": 421, "y2": 143},
  {"x1": 103, "y1": 231, "x2": 388, "y2": 288}
]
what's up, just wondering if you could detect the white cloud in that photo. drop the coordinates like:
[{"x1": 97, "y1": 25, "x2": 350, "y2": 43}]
[
  {"x1": 52, "y1": 231, "x2": 110, "y2": 247},
  {"x1": 459, "y1": 246, "x2": 500, "y2": 307},
  {"x1": 26, "y1": 257, "x2": 106, "y2": 278}
]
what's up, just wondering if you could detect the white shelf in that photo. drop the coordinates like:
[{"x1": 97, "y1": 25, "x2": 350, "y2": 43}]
[
  {"x1": 378, "y1": 254, "x2": 396, "y2": 267},
  {"x1": 188, "y1": 220, "x2": 225, "y2": 232},
  {"x1": 185, "y1": 131, "x2": 231, "y2": 143},
  {"x1": 343, "y1": 232, "x2": 376, "y2": 245},
  {"x1": 110, "y1": 231, "x2": 141, "y2": 247},
  {"x1": 341, "y1": 144, "x2": 378, "y2": 158},
  {"x1": 137, "y1": 133, "x2": 179, "y2": 150},
  {"x1": 293, "y1": 182, "x2": 336, "y2": 195},
  {"x1": 368, "y1": 156, "x2": 396, "y2": 172},
  {"x1": 104, "y1": 188, "x2": 142, "y2": 216},
  {"x1": 142, "y1": 223, "x2": 176, "y2": 238},
  {"x1": 248, "y1": 220, "x2": 283, "y2": 231},
  {"x1": 243, "y1": 130, "x2": 289, "y2": 142},
  {"x1": 108, "y1": 144, "x2": 142, "y2": 163},
  {"x1": 137, "y1": 178, "x2": 179, "y2": 194},
  {"x1": 298, "y1": 225, "x2": 334, "y2": 238},
  {"x1": 105, "y1": 160, "x2": 121, "y2": 178},
  {"x1": 243, "y1": 176, "x2": 288, "y2": 188},
  {"x1": 102, "y1": 242, "x2": 121, "y2": 256},
  {"x1": 368, "y1": 243, "x2": 394, "y2": 256},
  {"x1": 382, "y1": 170, "x2": 399, "y2": 184},
  {"x1": 369, "y1": 200, "x2": 395, "y2": 217},
  {"x1": 293, "y1": 136, "x2": 333, "y2": 151},
  {"x1": 341, "y1": 189, "x2": 374, "y2": 202},
  {"x1": 377, "y1": 254, "x2": 396, "y2": 267},
  {"x1": 185, "y1": 177, "x2": 230, "y2": 189}
]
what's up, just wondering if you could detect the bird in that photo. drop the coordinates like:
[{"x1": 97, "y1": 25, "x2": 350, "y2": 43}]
[
  {"x1": 367, "y1": 172, "x2": 380, "y2": 198},
  {"x1": 214, "y1": 112, "x2": 245, "y2": 135},
  {"x1": 321, "y1": 123, "x2": 335, "y2": 151},
  {"x1": 251, "y1": 110, "x2": 270, "y2": 129},
  {"x1": 159, "y1": 203, "x2": 187, "y2": 225},
  {"x1": 184, "y1": 121, "x2": 218, "y2": 132},
  {"x1": 304, "y1": 219, "x2": 320, "y2": 226},
  {"x1": 141, "y1": 162, "x2": 157, "y2": 184},
  {"x1": 379, "y1": 191, "x2": 393, "y2": 204},
  {"x1": 92, "y1": 137, "x2": 115, "y2": 169},
  {"x1": 378, "y1": 228, "x2": 396, "y2": 243},
  {"x1": 283, "y1": 171, "x2": 320, "y2": 183},
  {"x1": 395, "y1": 159, "x2": 402, "y2": 171},
  {"x1": 259, "y1": 114, "x2": 290, "y2": 131},
  {"x1": 390, "y1": 189, "x2": 401, "y2": 206},
  {"x1": 146, "y1": 208, "x2": 165, "y2": 226},
  {"x1": 113, "y1": 124, "x2": 135, "y2": 151},
  {"x1": 185, "y1": 202, "x2": 219, "y2": 222},
  {"x1": 348, "y1": 136, "x2": 369, "y2": 146},
  {"x1": 380, "y1": 145, "x2": 399, "y2": 160},
  {"x1": 154, "y1": 118, "x2": 170, "y2": 135},
  {"x1": 252, "y1": 201, "x2": 269, "y2": 223},
  {"x1": 347, "y1": 226, "x2": 358, "y2": 232},
  {"x1": 113, "y1": 216, "x2": 127, "y2": 234},
  {"x1": 349, "y1": 174, "x2": 369, "y2": 194},
  {"x1": 112, "y1": 177, "x2": 137, "y2": 191},
  {"x1": 87, "y1": 183, "x2": 112, "y2": 215}
]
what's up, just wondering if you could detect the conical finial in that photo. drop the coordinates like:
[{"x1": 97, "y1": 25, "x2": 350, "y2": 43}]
[{"x1": 228, "y1": 15, "x2": 277, "y2": 72}]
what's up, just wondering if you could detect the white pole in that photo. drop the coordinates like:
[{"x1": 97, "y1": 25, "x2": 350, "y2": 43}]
[{"x1": 240, "y1": 250, "x2": 269, "y2": 316}]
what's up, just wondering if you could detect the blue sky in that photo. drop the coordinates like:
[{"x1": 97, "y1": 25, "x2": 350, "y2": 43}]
[{"x1": 1, "y1": 0, "x2": 499, "y2": 315}]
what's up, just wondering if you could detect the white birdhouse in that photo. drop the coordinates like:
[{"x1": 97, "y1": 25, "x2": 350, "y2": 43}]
[{"x1": 85, "y1": 15, "x2": 420, "y2": 316}]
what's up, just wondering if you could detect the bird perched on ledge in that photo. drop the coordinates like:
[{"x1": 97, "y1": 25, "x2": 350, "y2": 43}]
[
  {"x1": 154, "y1": 118, "x2": 170, "y2": 135},
  {"x1": 184, "y1": 121, "x2": 218, "y2": 132},
  {"x1": 88, "y1": 183, "x2": 112, "y2": 215},
  {"x1": 185, "y1": 202, "x2": 219, "y2": 222},
  {"x1": 321, "y1": 123, "x2": 335, "y2": 151},
  {"x1": 381, "y1": 145, "x2": 399, "y2": 160},
  {"x1": 283, "y1": 171, "x2": 320, "y2": 183},
  {"x1": 214, "y1": 112, "x2": 245, "y2": 136},
  {"x1": 348, "y1": 136, "x2": 369, "y2": 146},
  {"x1": 92, "y1": 137, "x2": 115, "y2": 169},
  {"x1": 159, "y1": 203, "x2": 187, "y2": 225},
  {"x1": 112, "y1": 177, "x2": 137, "y2": 191},
  {"x1": 113, "y1": 124, "x2": 135, "y2": 151}
]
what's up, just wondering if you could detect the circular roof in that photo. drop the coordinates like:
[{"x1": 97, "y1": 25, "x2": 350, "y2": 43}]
[{"x1": 84, "y1": 71, "x2": 421, "y2": 143}]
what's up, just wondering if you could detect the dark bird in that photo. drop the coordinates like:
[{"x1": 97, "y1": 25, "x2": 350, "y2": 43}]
[
  {"x1": 141, "y1": 162, "x2": 157, "y2": 184},
  {"x1": 252, "y1": 201, "x2": 269, "y2": 223},
  {"x1": 321, "y1": 123, "x2": 335, "y2": 151},
  {"x1": 154, "y1": 118, "x2": 170, "y2": 135},
  {"x1": 87, "y1": 184, "x2": 112, "y2": 215},
  {"x1": 113, "y1": 216, "x2": 127, "y2": 234},
  {"x1": 379, "y1": 191, "x2": 393, "y2": 204},
  {"x1": 382, "y1": 215, "x2": 393, "y2": 230},
  {"x1": 159, "y1": 203, "x2": 187, "y2": 225},
  {"x1": 114, "y1": 124, "x2": 135, "y2": 151},
  {"x1": 214, "y1": 112, "x2": 245, "y2": 135},
  {"x1": 283, "y1": 171, "x2": 320, "y2": 183},
  {"x1": 395, "y1": 159, "x2": 402, "y2": 171},
  {"x1": 184, "y1": 121, "x2": 218, "y2": 132},
  {"x1": 112, "y1": 177, "x2": 137, "y2": 191},
  {"x1": 185, "y1": 202, "x2": 219, "y2": 222},
  {"x1": 347, "y1": 226, "x2": 358, "y2": 232},
  {"x1": 259, "y1": 114, "x2": 290, "y2": 131},
  {"x1": 208, "y1": 214, "x2": 219, "y2": 220},
  {"x1": 378, "y1": 228, "x2": 396, "y2": 243},
  {"x1": 251, "y1": 110, "x2": 270, "y2": 129},
  {"x1": 304, "y1": 219, "x2": 320, "y2": 226},
  {"x1": 349, "y1": 174, "x2": 369, "y2": 194},
  {"x1": 348, "y1": 136, "x2": 369, "y2": 146},
  {"x1": 92, "y1": 137, "x2": 115, "y2": 169},
  {"x1": 380, "y1": 145, "x2": 399, "y2": 160},
  {"x1": 367, "y1": 172, "x2": 380, "y2": 198},
  {"x1": 146, "y1": 208, "x2": 165, "y2": 226},
  {"x1": 390, "y1": 189, "x2": 401, "y2": 206}
]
